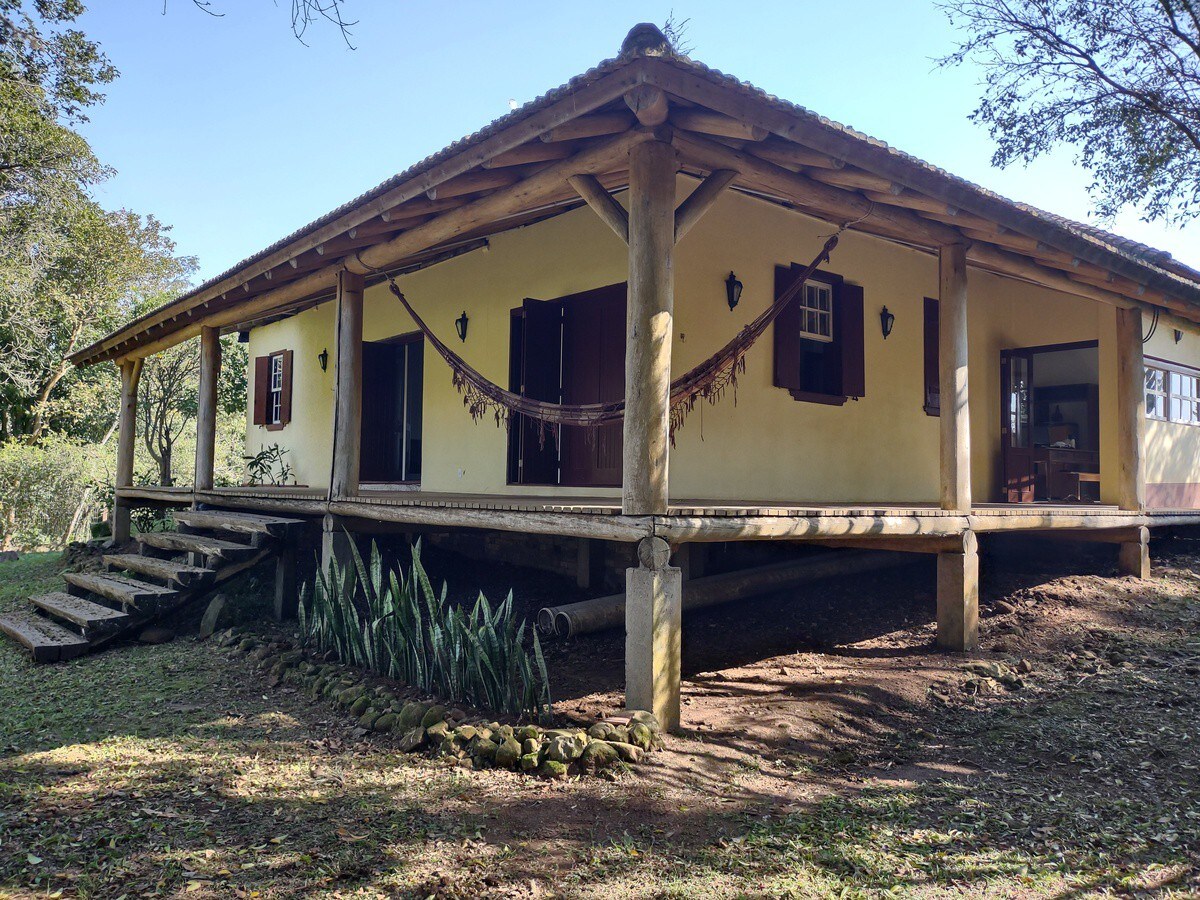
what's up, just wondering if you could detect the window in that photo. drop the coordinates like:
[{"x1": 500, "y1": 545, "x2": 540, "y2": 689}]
[
  {"x1": 1147, "y1": 361, "x2": 1200, "y2": 425},
  {"x1": 798, "y1": 281, "x2": 834, "y2": 342},
  {"x1": 773, "y1": 265, "x2": 865, "y2": 405},
  {"x1": 269, "y1": 353, "x2": 284, "y2": 425},
  {"x1": 252, "y1": 349, "x2": 292, "y2": 430}
]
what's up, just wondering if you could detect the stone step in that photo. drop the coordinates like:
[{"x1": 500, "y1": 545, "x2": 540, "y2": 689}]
[
  {"x1": 0, "y1": 610, "x2": 91, "y2": 662},
  {"x1": 174, "y1": 509, "x2": 305, "y2": 539},
  {"x1": 139, "y1": 531, "x2": 257, "y2": 562},
  {"x1": 63, "y1": 572, "x2": 177, "y2": 611},
  {"x1": 103, "y1": 554, "x2": 214, "y2": 587},
  {"x1": 28, "y1": 592, "x2": 130, "y2": 635}
]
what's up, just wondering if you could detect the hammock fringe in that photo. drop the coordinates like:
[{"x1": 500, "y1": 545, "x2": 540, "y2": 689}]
[{"x1": 383, "y1": 232, "x2": 840, "y2": 437}]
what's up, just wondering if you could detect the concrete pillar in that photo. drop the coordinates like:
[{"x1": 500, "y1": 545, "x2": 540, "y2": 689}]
[
  {"x1": 194, "y1": 326, "x2": 221, "y2": 492},
  {"x1": 1117, "y1": 525, "x2": 1151, "y2": 578},
  {"x1": 939, "y1": 242, "x2": 971, "y2": 512},
  {"x1": 112, "y1": 358, "x2": 143, "y2": 544},
  {"x1": 625, "y1": 536, "x2": 682, "y2": 731},
  {"x1": 331, "y1": 270, "x2": 364, "y2": 500},
  {"x1": 320, "y1": 514, "x2": 355, "y2": 576},
  {"x1": 936, "y1": 530, "x2": 979, "y2": 651}
]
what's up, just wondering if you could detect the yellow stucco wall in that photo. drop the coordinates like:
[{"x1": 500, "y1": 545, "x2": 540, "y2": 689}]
[
  {"x1": 1144, "y1": 311, "x2": 1200, "y2": 492},
  {"x1": 245, "y1": 176, "x2": 1200, "y2": 505}
]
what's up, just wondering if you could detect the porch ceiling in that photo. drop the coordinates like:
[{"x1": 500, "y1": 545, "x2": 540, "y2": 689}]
[{"x1": 71, "y1": 26, "x2": 1200, "y2": 368}]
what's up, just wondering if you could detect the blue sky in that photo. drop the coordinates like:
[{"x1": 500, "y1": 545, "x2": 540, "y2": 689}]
[{"x1": 77, "y1": 0, "x2": 1200, "y2": 282}]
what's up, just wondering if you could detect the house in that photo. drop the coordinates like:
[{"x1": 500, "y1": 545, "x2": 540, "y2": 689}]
[{"x1": 69, "y1": 24, "x2": 1200, "y2": 729}]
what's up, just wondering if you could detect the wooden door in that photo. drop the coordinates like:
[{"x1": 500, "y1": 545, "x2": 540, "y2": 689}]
[
  {"x1": 560, "y1": 284, "x2": 626, "y2": 487},
  {"x1": 361, "y1": 341, "x2": 403, "y2": 482},
  {"x1": 508, "y1": 299, "x2": 562, "y2": 485},
  {"x1": 1001, "y1": 350, "x2": 1037, "y2": 502}
]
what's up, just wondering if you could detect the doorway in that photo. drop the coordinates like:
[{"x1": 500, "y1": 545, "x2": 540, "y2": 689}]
[
  {"x1": 508, "y1": 283, "x2": 626, "y2": 487},
  {"x1": 1000, "y1": 341, "x2": 1100, "y2": 503},
  {"x1": 360, "y1": 334, "x2": 423, "y2": 484}
]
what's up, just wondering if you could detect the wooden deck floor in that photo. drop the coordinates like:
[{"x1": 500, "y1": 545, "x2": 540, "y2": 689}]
[{"x1": 114, "y1": 484, "x2": 1200, "y2": 543}]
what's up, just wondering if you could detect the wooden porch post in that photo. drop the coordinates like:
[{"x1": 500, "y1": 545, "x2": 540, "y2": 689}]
[
  {"x1": 112, "y1": 357, "x2": 143, "y2": 544},
  {"x1": 623, "y1": 138, "x2": 682, "y2": 732},
  {"x1": 194, "y1": 326, "x2": 221, "y2": 492},
  {"x1": 936, "y1": 242, "x2": 978, "y2": 650},
  {"x1": 330, "y1": 270, "x2": 364, "y2": 501},
  {"x1": 1115, "y1": 307, "x2": 1149, "y2": 576}
]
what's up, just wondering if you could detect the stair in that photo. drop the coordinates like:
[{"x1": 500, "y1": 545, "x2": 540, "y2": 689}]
[{"x1": 0, "y1": 509, "x2": 306, "y2": 663}]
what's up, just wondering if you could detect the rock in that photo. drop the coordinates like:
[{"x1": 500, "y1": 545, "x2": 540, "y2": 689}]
[
  {"x1": 349, "y1": 696, "x2": 372, "y2": 718},
  {"x1": 337, "y1": 685, "x2": 366, "y2": 707},
  {"x1": 964, "y1": 661, "x2": 1009, "y2": 680},
  {"x1": 1018, "y1": 658, "x2": 1033, "y2": 675},
  {"x1": 398, "y1": 726, "x2": 426, "y2": 753},
  {"x1": 520, "y1": 752, "x2": 540, "y2": 772},
  {"x1": 496, "y1": 724, "x2": 515, "y2": 742},
  {"x1": 538, "y1": 759, "x2": 569, "y2": 780},
  {"x1": 446, "y1": 708, "x2": 469, "y2": 724},
  {"x1": 139, "y1": 626, "x2": 175, "y2": 645},
  {"x1": 198, "y1": 594, "x2": 227, "y2": 639},
  {"x1": 0, "y1": 550, "x2": 20, "y2": 562},
  {"x1": 612, "y1": 742, "x2": 644, "y2": 764},
  {"x1": 546, "y1": 732, "x2": 588, "y2": 763},
  {"x1": 588, "y1": 722, "x2": 616, "y2": 741},
  {"x1": 628, "y1": 723, "x2": 653, "y2": 751},
  {"x1": 358, "y1": 711, "x2": 380, "y2": 730},
  {"x1": 522, "y1": 737, "x2": 540, "y2": 757},
  {"x1": 236, "y1": 637, "x2": 257, "y2": 652},
  {"x1": 456, "y1": 725, "x2": 478, "y2": 742},
  {"x1": 625, "y1": 710, "x2": 662, "y2": 734},
  {"x1": 398, "y1": 702, "x2": 431, "y2": 732},
  {"x1": 995, "y1": 600, "x2": 1018, "y2": 615},
  {"x1": 373, "y1": 713, "x2": 398, "y2": 733},
  {"x1": 420, "y1": 705, "x2": 448, "y2": 729},
  {"x1": 580, "y1": 740, "x2": 620, "y2": 772},
  {"x1": 471, "y1": 737, "x2": 498, "y2": 763},
  {"x1": 252, "y1": 643, "x2": 275, "y2": 662},
  {"x1": 495, "y1": 738, "x2": 522, "y2": 770},
  {"x1": 425, "y1": 721, "x2": 450, "y2": 745}
]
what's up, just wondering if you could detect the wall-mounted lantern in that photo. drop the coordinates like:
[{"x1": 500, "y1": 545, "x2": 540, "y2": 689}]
[
  {"x1": 455, "y1": 311, "x2": 469, "y2": 343},
  {"x1": 725, "y1": 271, "x2": 743, "y2": 311},
  {"x1": 318, "y1": 348, "x2": 329, "y2": 372},
  {"x1": 1175, "y1": 329, "x2": 1184, "y2": 344},
  {"x1": 237, "y1": 330, "x2": 249, "y2": 344},
  {"x1": 879, "y1": 306, "x2": 896, "y2": 340}
]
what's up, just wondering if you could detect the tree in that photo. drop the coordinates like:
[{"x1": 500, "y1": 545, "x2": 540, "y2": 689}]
[
  {"x1": 181, "y1": 0, "x2": 357, "y2": 46},
  {"x1": 940, "y1": 0, "x2": 1200, "y2": 223}
]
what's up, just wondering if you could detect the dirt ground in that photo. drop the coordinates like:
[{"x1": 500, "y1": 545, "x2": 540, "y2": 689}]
[{"x1": 1, "y1": 535, "x2": 1198, "y2": 897}]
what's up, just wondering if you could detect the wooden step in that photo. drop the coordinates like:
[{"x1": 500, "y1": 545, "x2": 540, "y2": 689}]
[
  {"x1": 63, "y1": 572, "x2": 177, "y2": 611},
  {"x1": 0, "y1": 610, "x2": 91, "y2": 662},
  {"x1": 104, "y1": 554, "x2": 214, "y2": 587},
  {"x1": 29, "y1": 592, "x2": 130, "y2": 635},
  {"x1": 139, "y1": 531, "x2": 257, "y2": 561},
  {"x1": 174, "y1": 509, "x2": 305, "y2": 538}
]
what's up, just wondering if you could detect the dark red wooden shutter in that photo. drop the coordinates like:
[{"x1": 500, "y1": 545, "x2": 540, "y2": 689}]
[
  {"x1": 838, "y1": 282, "x2": 865, "y2": 398},
  {"x1": 512, "y1": 299, "x2": 562, "y2": 485},
  {"x1": 253, "y1": 355, "x2": 269, "y2": 425},
  {"x1": 923, "y1": 297, "x2": 940, "y2": 415},
  {"x1": 279, "y1": 350, "x2": 294, "y2": 426},
  {"x1": 773, "y1": 265, "x2": 803, "y2": 390}
]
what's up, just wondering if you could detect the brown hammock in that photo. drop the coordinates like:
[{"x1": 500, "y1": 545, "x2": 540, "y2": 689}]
[{"x1": 378, "y1": 231, "x2": 839, "y2": 434}]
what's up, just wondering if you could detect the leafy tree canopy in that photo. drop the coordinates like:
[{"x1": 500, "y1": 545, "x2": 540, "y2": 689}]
[{"x1": 941, "y1": 0, "x2": 1200, "y2": 224}]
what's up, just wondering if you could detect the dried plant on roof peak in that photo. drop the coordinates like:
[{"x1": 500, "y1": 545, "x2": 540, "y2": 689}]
[{"x1": 940, "y1": 0, "x2": 1200, "y2": 224}]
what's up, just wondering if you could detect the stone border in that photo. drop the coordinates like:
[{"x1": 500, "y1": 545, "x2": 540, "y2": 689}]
[{"x1": 216, "y1": 628, "x2": 662, "y2": 779}]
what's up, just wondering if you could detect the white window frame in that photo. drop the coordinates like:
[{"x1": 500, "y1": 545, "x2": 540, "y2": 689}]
[
  {"x1": 269, "y1": 352, "x2": 284, "y2": 426},
  {"x1": 798, "y1": 280, "x2": 834, "y2": 343},
  {"x1": 1146, "y1": 363, "x2": 1200, "y2": 426}
]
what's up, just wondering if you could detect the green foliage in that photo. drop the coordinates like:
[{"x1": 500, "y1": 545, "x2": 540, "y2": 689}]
[
  {"x1": 243, "y1": 443, "x2": 292, "y2": 486},
  {"x1": 300, "y1": 540, "x2": 552, "y2": 721},
  {"x1": 941, "y1": 0, "x2": 1200, "y2": 223},
  {"x1": 0, "y1": 432, "x2": 107, "y2": 549}
]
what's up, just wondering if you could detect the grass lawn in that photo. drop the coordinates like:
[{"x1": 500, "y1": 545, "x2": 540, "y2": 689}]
[{"x1": 0, "y1": 546, "x2": 1198, "y2": 898}]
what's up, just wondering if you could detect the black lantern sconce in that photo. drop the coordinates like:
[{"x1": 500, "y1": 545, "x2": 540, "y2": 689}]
[
  {"x1": 725, "y1": 271, "x2": 743, "y2": 311},
  {"x1": 455, "y1": 310, "x2": 469, "y2": 343},
  {"x1": 879, "y1": 306, "x2": 896, "y2": 340},
  {"x1": 1175, "y1": 328, "x2": 1184, "y2": 344},
  {"x1": 317, "y1": 348, "x2": 329, "y2": 372},
  {"x1": 236, "y1": 330, "x2": 249, "y2": 344}
]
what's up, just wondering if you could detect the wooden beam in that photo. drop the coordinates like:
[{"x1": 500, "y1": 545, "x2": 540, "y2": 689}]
[
  {"x1": 808, "y1": 167, "x2": 902, "y2": 194},
  {"x1": 674, "y1": 168, "x2": 736, "y2": 242},
  {"x1": 811, "y1": 535, "x2": 967, "y2": 554},
  {"x1": 424, "y1": 168, "x2": 521, "y2": 201},
  {"x1": 330, "y1": 271, "x2": 364, "y2": 501},
  {"x1": 672, "y1": 107, "x2": 767, "y2": 141},
  {"x1": 939, "y1": 242, "x2": 971, "y2": 512},
  {"x1": 624, "y1": 84, "x2": 670, "y2": 126},
  {"x1": 540, "y1": 112, "x2": 635, "y2": 142},
  {"x1": 480, "y1": 141, "x2": 575, "y2": 169},
  {"x1": 113, "y1": 358, "x2": 143, "y2": 544},
  {"x1": 1116, "y1": 307, "x2": 1146, "y2": 512},
  {"x1": 623, "y1": 139, "x2": 678, "y2": 516},
  {"x1": 568, "y1": 173, "x2": 629, "y2": 243},
  {"x1": 747, "y1": 136, "x2": 845, "y2": 171},
  {"x1": 193, "y1": 326, "x2": 220, "y2": 492}
]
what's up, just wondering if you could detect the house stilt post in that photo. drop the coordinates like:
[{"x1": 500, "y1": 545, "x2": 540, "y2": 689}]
[
  {"x1": 194, "y1": 326, "x2": 221, "y2": 492},
  {"x1": 322, "y1": 270, "x2": 364, "y2": 575},
  {"x1": 113, "y1": 357, "x2": 144, "y2": 544},
  {"x1": 936, "y1": 241, "x2": 979, "y2": 650},
  {"x1": 1115, "y1": 307, "x2": 1149, "y2": 576}
]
